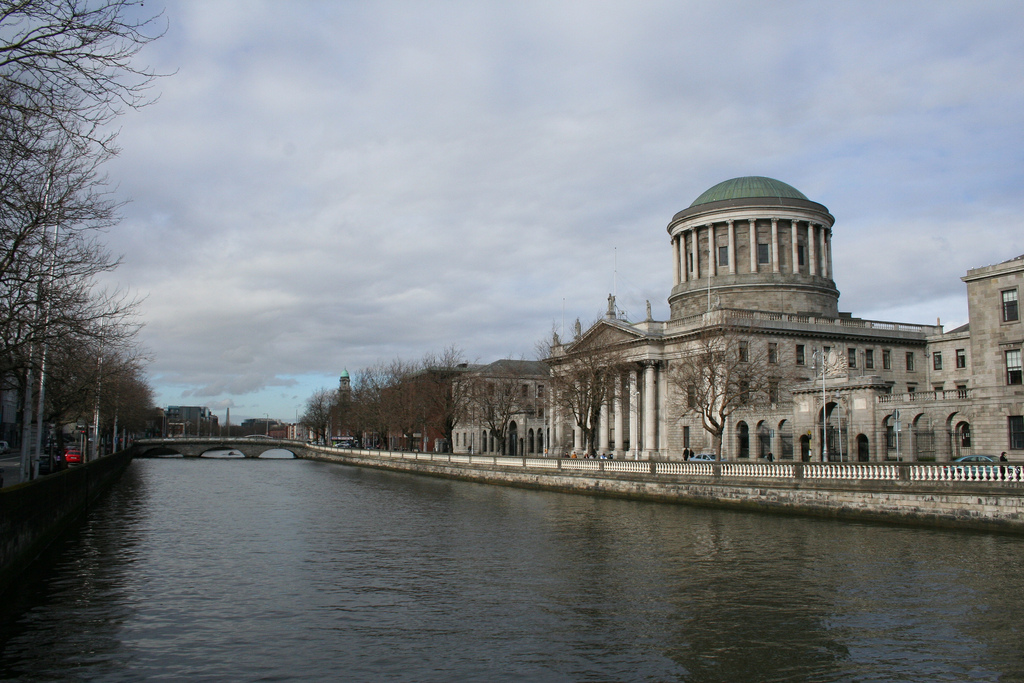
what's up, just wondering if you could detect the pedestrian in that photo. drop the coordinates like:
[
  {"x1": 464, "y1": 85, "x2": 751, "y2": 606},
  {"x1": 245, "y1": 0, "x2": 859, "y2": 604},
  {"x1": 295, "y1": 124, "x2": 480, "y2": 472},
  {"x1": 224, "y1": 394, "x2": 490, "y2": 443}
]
[
  {"x1": 767, "y1": 451, "x2": 774, "y2": 462},
  {"x1": 1000, "y1": 452, "x2": 1008, "y2": 462}
]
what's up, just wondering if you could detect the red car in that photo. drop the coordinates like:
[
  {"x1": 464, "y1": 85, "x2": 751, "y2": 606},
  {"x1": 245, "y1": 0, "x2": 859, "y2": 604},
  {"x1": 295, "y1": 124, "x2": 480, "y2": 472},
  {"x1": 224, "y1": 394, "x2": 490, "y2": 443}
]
[{"x1": 64, "y1": 447, "x2": 82, "y2": 464}]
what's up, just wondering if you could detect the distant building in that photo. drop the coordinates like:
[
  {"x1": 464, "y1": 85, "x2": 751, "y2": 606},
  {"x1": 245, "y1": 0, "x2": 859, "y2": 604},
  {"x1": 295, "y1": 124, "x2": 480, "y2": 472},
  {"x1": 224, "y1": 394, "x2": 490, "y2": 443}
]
[
  {"x1": 166, "y1": 406, "x2": 218, "y2": 437},
  {"x1": 452, "y1": 359, "x2": 550, "y2": 456}
]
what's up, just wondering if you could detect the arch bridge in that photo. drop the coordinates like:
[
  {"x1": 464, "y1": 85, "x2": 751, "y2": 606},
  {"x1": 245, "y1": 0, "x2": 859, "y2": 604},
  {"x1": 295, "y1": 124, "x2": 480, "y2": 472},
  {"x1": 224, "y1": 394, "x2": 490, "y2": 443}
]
[{"x1": 131, "y1": 437, "x2": 315, "y2": 459}]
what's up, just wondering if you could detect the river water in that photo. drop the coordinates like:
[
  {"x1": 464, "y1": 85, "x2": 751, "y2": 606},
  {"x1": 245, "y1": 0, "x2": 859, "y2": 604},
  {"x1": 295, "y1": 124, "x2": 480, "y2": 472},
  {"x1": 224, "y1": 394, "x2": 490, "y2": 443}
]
[{"x1": 1, "y1": 457, "x2": 1023, "y2": 682}]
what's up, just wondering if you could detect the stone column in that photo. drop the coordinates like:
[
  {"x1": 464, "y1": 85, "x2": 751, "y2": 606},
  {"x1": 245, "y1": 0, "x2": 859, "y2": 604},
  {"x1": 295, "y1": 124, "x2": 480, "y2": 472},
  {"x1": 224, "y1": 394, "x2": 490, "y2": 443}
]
[
  {"x1": 695, "y1": 230, "x2": 701, "y2": 280},
  {"x1": 657, "y1": 363, "x2": 668, "y2": 456},
  {"x1": 808, "y1": 222, "x2": 818, "y2": 276},
  {"x1": 552, "y1": 390, "x2": 561, "y2": 455},
  {"x1": 574, "y1": 424, "x2": 582, "y2": 454},
  {"x1": 823, "y1": 228, "x2": 832, "y2": 279},
  {"x1": 791, "y1": 220, "x2": 800, "y2": 274},
  {"x1": 629, "y1": 369, "x2": 639, "y2": 458},
  {"x1": 613, "y1": 376, "x2": 624, "y2": 457},
  {"x1": 748, "y1": 219, "x2": 757, "y2": 273},
  {"x1": 599, "y1": 400, "x2": 609, "y2": 453},
  {"x1": 727, "y1": 220, "x2": 736, "y2": 275},
  {"x1": 644, "y1": 361, "x2": 657, "y2": 459},
  {"x1": 708, "y1": 224, "x2": 717, "y2": 277},
  {"x1": 672, "y1": 235, "x2": 681, "y2": 286},
  {"x1": 771, "y1": 218, "x2": 780, "y2": 273},
  {"x1": 688, "y1": 231, "x2": 696, "y2": 282}
]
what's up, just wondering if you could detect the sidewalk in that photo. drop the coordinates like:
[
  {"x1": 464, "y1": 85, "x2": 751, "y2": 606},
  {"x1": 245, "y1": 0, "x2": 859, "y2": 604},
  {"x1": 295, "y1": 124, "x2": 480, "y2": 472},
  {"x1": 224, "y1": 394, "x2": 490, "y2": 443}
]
[{"x1": 0, "y1": 454, "x2": 24, "y2": 487}]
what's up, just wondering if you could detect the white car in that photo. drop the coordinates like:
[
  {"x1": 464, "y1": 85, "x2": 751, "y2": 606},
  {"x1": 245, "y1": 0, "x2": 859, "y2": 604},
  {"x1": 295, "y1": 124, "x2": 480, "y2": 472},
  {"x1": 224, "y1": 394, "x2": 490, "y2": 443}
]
[{"x1": 689, "y1": 452, "x2": 716, "y2": 461}]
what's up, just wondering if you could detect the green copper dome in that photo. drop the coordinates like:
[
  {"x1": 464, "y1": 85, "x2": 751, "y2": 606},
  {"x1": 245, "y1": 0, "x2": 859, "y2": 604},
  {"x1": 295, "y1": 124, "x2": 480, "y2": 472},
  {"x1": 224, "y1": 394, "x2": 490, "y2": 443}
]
[{"x1": 690, "y1": 176, "x2": 808, "y2": 208}]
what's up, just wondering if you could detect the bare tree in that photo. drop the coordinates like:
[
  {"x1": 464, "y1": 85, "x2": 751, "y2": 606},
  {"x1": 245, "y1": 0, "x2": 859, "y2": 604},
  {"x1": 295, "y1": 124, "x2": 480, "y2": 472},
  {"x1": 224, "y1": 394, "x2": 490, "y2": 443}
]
[
  {"x1": 300, "y1": 388, "x2": 336, "y2": 445},
  {"x1": 666, "y1": 326, "x2": 784, "y2": 458},
  {"x1": 546, "y1": 327, "x2": 627, "y2": 456},
  {"x1": 419, "y1": 345, "x2": 471, "y2": 453},
  {"x1": 466, "y1": 361, "x2": 525, "y2": 455}
]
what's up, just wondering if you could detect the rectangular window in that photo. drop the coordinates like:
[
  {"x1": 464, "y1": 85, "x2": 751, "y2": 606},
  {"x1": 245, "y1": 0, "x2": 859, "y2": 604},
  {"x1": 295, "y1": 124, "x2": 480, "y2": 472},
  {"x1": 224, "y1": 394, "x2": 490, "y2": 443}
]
[
  {"x1": 1003, "y1": 289, "x2": 1019, "y2": 322},
  {"x1": 906, "y1": 352, "x2": 915, "y2": 372},
  {"x1": 757, "y1": 243, "x2": 769, "y2": 265},
  {"x1": 907, "y1": 385, "x2": 916, "y2": 395},
  {"x1": 768, "y1": 342, "x2": 778, "y2": 364},
  {"x1": 768, "y1": 381, "x2": 779, "y2": 404},
  {"x1": 956, "y1": 349, "x2": 966, "y2": 369},
  {"x1": 957, "y1": 384, "x2": 968, "y2": 399},
  {"x1": 1010, "y1": 416, "x2": 1024, "y2": 450},
  {"x1": 797, "y1": 245, "x2": 805, "y2": 266},
  {"x1": 537, "y1": 384, "x2": 544, "y2": 398},
  {"x1": 933, "y1": 352, "x2": 942, "y2": 371},
  {"x1": 796, "y1": 344, "x2": 805, "y2": 365},
  {"x1": 738, "y1": 341, "x2": 749, "y2": 363},
  {"x1": 1007, "y1": 349, "x2": 1023, "y2": 385},
  {"x1": 683, "y1": 425, "x2": 690, "y2": 449},
  {"x1": 718, "y1": 245, "x2": 729, "y2": 266},
  {"x1": 687, "y1": 385, "x2": 697, "y2": 408},
  {"x1": 883, "y1": 349, "x2": 892, "y2": 370},
  {"x1": 865, "y1": 349, "x2": 874, "y2": 369},
  {"x1": 847, "y1": 348, "x2": 857, "y2": 369}
]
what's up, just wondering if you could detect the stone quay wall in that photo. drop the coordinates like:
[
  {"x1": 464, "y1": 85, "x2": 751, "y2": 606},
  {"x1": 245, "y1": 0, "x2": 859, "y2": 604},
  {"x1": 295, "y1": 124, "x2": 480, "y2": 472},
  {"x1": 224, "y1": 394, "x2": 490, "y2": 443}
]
[
  {"x1": 302, "y1": 448, "x2": 1024, "y2": 534},
  {"x1": 0, "y1": 450, "x2": 132, "y2": 596}
]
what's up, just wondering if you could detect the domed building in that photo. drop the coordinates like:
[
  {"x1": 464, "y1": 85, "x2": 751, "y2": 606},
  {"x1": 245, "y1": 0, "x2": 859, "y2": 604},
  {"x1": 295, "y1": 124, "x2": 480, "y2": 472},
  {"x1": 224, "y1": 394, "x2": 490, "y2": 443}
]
[
  {"x1": 526, "y1": 176, "x2": 1023, "y2": 464},
  {"x1": 667, "y1": 176, "x2": 838, "y2": 319}
]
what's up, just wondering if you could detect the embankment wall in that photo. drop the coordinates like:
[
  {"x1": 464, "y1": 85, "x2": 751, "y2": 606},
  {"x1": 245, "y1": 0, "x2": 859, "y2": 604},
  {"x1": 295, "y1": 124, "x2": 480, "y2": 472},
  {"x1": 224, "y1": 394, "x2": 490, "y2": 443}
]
[
  {"x1": 303, "y1": 449, "x2": 1024, "y2": 534},
  {"x1": 0, "y1": 451, "x2": 132, "y2": 595}
]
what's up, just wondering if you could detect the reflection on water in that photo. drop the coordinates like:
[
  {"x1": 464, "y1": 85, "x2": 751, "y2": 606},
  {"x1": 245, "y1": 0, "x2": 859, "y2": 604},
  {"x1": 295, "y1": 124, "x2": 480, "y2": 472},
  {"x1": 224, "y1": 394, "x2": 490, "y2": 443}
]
[{"x1": 1, "y1": 459, "x2": 1022, "y2": 681}]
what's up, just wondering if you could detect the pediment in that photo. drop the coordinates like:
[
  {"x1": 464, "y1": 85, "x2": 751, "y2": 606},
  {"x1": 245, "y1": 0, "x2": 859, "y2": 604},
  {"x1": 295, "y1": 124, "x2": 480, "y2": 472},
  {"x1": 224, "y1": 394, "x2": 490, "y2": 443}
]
[{"x1": 565, "y1": 319, "x2": 649, "y2": 352}]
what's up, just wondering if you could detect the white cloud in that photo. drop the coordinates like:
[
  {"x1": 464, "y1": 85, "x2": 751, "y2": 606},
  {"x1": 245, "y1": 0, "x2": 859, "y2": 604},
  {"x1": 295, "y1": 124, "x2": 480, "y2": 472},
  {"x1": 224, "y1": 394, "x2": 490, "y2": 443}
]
[{"x1": 99, "y1": 0, "x2": 1024, "y2": 421}]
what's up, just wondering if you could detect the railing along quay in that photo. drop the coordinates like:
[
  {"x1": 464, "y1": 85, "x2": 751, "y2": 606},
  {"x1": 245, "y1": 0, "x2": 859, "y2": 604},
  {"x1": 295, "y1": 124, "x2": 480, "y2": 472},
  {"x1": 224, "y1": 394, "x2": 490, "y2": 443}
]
[{"x1": 328, "y1": 448, "x2": 1024, "y2": 485}]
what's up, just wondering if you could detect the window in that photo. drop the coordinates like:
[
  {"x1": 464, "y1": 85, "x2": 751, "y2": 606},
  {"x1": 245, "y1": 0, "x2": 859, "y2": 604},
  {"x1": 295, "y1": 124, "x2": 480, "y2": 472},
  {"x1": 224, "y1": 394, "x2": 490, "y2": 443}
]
[
  {"x1": 522, "y1": 384, "x2": 529, "y2": 397},
  {"x1": 1007, "y1": 349, "x2": 1023, "y2": 385},
  {"x1": 683, "y1": 425, "x2": 690, "y2": 449},
  {"x1": 906, "y1": 352, "x2": 915, "y2": 372},
  {"x1": 739, "y1": 380, "x2": 750, "y2": 403},
  {"x1": 757, "y1": 243, "x2": 769, "y2": 265},
  {"x1": 848, "y1": 348, "x2": 857, "y2": 369},
  {"x1": 956, "y1": 349, "x2": 966, "y2": 369},
  {"x1": 1003, "y1": 289, "x2": 1019, "y2": 322},
  {"x1": 1010, "y1": 416, "x2": 1024, "y2": 450},
  {"x1": 537, "y1": 384, "x2": 544, "y2": 398},
  {"x1": 865, "y1": 349, "x2": 874, "y2": 369},
  {"x1": 907, "y1": 385, "x2": 916, "y2": 395},
  {"x1": 687, "y1": 385, "x2": 696, "y2": 408},
  {"x1": 798, "y1": 245, "x2": 805, "y2": 266},
  {"x1": 739, "y1": 341, "x2": 749, "y2": 363},
  {"x1": 957, "y1": 384, "x2": 968, "y2": 399},
  {"x1": 796, "y1": 344, "x2": 805, "y2": 365},
  {"x1": 768, "y1": 381, "x2": 780, "y2": 404},
  {"x1": 768, "y1": 343, "x2": 778, "y2": 364},
  {"x1": 933, "y1": 352, "x2": 942, "y2": 371},
  {"x1": 718, "y1": 245, "x2": 729, "y2": 266},
  {"x1": 883, "y1": 350, "x2": 892, "y2": 370}
]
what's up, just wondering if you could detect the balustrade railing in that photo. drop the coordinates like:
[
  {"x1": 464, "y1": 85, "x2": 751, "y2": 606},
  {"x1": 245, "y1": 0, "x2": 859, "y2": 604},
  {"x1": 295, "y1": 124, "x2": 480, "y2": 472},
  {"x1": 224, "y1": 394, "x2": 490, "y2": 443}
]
[{"x1": 321, "y1": 446, "x2": 1024, "y2": 486}]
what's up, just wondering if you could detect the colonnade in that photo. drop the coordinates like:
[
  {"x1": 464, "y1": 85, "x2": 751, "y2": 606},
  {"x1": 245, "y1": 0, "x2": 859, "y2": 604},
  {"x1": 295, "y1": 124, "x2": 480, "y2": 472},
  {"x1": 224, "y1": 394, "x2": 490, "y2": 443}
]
[
  {"x1": 671, "y1": 218, "x2": 832, "y2": 287},
  {"x1": 549, "y1": 361, "x2": 665, "y2": 458}
]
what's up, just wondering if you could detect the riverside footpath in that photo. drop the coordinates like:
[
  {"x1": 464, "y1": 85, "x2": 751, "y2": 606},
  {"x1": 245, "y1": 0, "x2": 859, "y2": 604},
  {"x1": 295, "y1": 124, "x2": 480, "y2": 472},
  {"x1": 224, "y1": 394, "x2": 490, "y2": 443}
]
[{"x1": 300, "y1": 447, "x2": 1024, "y2": 534}]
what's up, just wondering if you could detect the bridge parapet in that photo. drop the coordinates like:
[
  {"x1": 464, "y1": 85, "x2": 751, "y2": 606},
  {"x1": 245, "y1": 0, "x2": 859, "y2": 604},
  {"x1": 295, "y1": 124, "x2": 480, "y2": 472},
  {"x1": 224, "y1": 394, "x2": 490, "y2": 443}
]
[{"x1": 132, "y1": 438, "x2": 313, "y2": 459}]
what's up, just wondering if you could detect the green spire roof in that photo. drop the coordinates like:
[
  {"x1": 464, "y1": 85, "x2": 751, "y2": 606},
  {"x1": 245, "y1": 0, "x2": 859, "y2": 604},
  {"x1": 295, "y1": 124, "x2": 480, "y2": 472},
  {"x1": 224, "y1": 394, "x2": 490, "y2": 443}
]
[{"x1": 690, "y1": 176, "x2": 808, "y2": 207}]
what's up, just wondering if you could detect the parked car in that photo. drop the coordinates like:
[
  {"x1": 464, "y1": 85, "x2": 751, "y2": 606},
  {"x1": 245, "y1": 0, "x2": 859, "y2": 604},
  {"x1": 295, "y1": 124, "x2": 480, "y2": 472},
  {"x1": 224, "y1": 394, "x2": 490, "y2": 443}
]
[
  {"x1": 0, "y1": 441, "x2": 9, "y2": 453},
  {"x1": 64, "y1": 447, "x2": 83, "y2": 464},
  {"x1": 689, "y1": 452, "x2": 716, "y2": 461},
  {"x1": 952, "y1": 455, "x2": 995, "y2": 463}
]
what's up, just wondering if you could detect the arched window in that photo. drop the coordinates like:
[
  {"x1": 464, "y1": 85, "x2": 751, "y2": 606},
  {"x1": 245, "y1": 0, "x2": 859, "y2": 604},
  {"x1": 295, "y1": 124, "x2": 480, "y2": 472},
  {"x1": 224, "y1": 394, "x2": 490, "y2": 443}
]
[
  {"x1": 757, "y1": 421, "x2": 771, "y2": 458},
  {"x1": 857, "y1": 434, "x2": 870, "y2": 462},
  {"x1": 778, "y1": 420, "x2": 794, "y2": 460},
  {"x1": 737, "y1": 422, "x2": 750, "y2": 458},
  {"x1": 528, "y1": 429, "x2": 535, "y2": 454}
]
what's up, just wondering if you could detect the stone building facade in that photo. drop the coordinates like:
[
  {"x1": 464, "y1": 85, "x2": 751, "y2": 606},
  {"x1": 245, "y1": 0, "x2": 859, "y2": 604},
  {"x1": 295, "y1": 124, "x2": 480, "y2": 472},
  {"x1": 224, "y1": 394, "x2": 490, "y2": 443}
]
[
  {"x1": 451, "y1": 359, "x2": 550, "y2": 456},
  {"x1": 542, "y1": 176, "x2": 1023, "y2": 462}
]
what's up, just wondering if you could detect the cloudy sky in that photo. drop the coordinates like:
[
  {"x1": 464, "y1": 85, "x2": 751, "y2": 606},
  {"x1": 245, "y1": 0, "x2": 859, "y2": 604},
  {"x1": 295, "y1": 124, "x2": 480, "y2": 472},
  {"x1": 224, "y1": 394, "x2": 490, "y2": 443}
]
[{"x1": 102, "y1": 0, "x2": 1024, "y2": 423}]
